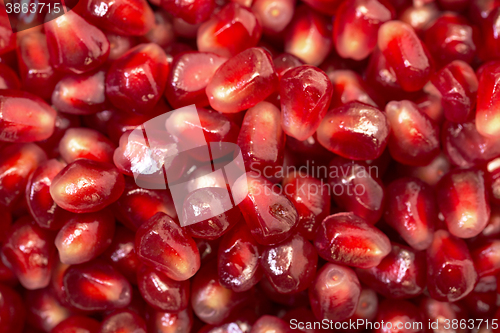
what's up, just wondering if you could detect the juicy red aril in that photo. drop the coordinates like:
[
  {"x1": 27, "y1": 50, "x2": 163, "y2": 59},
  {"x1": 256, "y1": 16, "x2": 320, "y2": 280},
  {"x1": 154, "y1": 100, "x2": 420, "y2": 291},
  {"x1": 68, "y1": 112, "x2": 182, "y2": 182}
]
[
  {"x1": 162, "y1": 0, "x2": 215, "y2": 24},
  {"x1": 384, "y1": 177, "x2": 437, "y2": 250},
  {"x1": 426, "y1": 229, "x2": 477, "y2": 302},
  {"x1": 165, "y1": 52, "x2": 227, "y2": 109},
  {"x1": 232, "y1": 171, "x2": 298, "y2": 245},
  {"x1": 476, "y1": 61, "x2": 500, "y2": 138},
  {"x1": 378, "y1": 20, "x2": 433, "y2": 92},
  {"x1": 52, "y1": 316, "x2": 101, "y2": 333},
  {"x1": 437, "y1": 168, "x2": 490, "y2": 239},
  {"x1": 39, "y1": 113, "x2": 82, "y2": 159},
  {"x1": 0, "y1": 284, "x2": 25, "y2": 333},
  {"x1": 420, "y1": 297, "x2": 468, "y2": 333},
  {"x1": 147, "y1": 308, "x2": 193, "y2": 333},
  {"x1": 374, "y1": 300, "x2": 423, "y2": 333},
  {"x1": 206, "y1": 47, "x2": 278, "y2": 113},
  {"x1": 399, "y1": 3, "x2": 440, "y2": 36},
  {"x1": 24, "y1": 287, "x2": 71, "y2": 332},
  {"x1": 1, "y1": 217, "x2": 55, "y2": 290},
  {"x1": 58, "y1": 128, "x2": 115, "y2": 164},
  {"x1": 217, "y1": 223, "x2": 262, "y2": 292},
  {"x1": 326, "y1": 69, "x2": 380, "y2": 109},
  {"x1": 480, "y1": 7, "x2": 500, "y2": 62},
  {"x1": 55, "y1": 209, "x2": 115, "y2": 265},
  {"x1": 51, "y1": 70, "x2": 108, "y2": 115},
  {"x1": 135, "y1": 212, "x2": 200, "y2": 281},
  {"x1": 471, "y1": 239, "x2": 500, "y2": 278},
  {"x1": 430, "y1": 60, "x2": 478, "y2": 123},
  {"x1": 44, "y1": 10, "x2": 110, "y2": 74},
  {"x1": 347, "y1": 288, "x2": 378, "y2": 324},
  {"x1": 62, "y1": 259, "x2": 132, "y2": 311},
  {"x1": 106, "y1": 43, "x2": 170, "y2": 115},
  {"x1": 314, "y1": 212, "x2": 391, "y2": 269},
  {"x1": 385, "y1": 100, "x2": 440, "y2": 166},
  {"x1": 333, "y1": 0, "x2": 394, "y2": 61},
  {"x1": 357, "y1": 242, "x2": 426, "y2": 299},
  {"x1": 308, "y1": 263, "x2": 361, "y2": 321},
  {"x1": 237, "y1": 101, "x2": 285, "y2": 178},
  {"x1": 0, "y1": 90, "x2": 56, "y2": 143},
  {"x1": 99, "y1": 309, "x2": 147, "y2": 333},
  {"x1": 462, "y1": 275, "x2": 499, "y2": 318},
  {"x1": 101, "y1": 226, "x2": 140, "y2": 284},
  {"x1": 273, "y1": 53, "x2": 304, "y2": 77},
  {"x1": 252, "y1": 0, "x2": 295, "y2": 35},
  {"x1": 317, "y1": 101, "x2": 389, "y2": 160},
  {"x1": 280, "y1": 65, "x2": 333, "y2": 141},
  {"x1": 0, "y1": 7, "x2": 16, "y2": 55},
  {"x1": 137, "y1": 265, "x2": 189, "y2": 312},
  {"x1": 107, "y1": 32, "x2": 139, "y2": 61},
  {"x1": 197, "y1": 3, "x2": 262, "y2": 58},
  {"x1": 250, "y1": 315, "x2": 291, "y2": 333},
  {"x1": 261, "y1": 233, "x2": 318, "y2": 294}
]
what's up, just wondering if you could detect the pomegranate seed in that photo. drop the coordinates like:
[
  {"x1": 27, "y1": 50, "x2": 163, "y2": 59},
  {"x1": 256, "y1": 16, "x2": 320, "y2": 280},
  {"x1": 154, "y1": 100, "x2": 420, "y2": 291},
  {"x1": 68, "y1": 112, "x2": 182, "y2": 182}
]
[
  {"x1": 173, "y1": 17, "x2": 202, "y2": 39},
  {"x1": 486, "y1": 157, "x2": 500, "y2": 205},
  {"x1": 328, "y1": 157, "x2": 385, "y2": 224},
  {"x1": 2, "y1": 216, "x2": 55, "y2": 290},
  {"x1": 206, "y1": 47, "x2": 278, "y2": 113},
  {"x1": 250, "y1": 315, "x2": 291, "y2": 333},
  {"x1": 470, "y1": 0, "x2": 500, "y2": 25},
  {"x1": 162, "y1": 0, "x2": 215, "y2": 24},
  {"x1": 147, "y1": 307, "x2": 193, "y2": 333},
  {"x1": 462, "y1": 275, "x2": 498, "y2": 318},
  {"x1": 38, "y1": 113, "x2": 82, "y2": 159},
  {"x1": 44, "y1": 10, "x2": 110, "y2": 74},
  {"x1": 334, "y1": 0, "x2": 394, "y2": 61},
  {"x1": 374, "y1": 299, "x2": 423, "y2": 333},
  {"x1": 280, "y1": 65, "x2": 332, "y2": 141},
  {"x1": 385, "y1": 100, "x2": 440, "y2": 166},
  {"x1": 399, "y1": 3, "x2": 440, "y2": 36},
  {"x1": 63, "y1": 259, "x2": 132, "y2": 311},
  {"x1": 101, "y1": 226, "x2": 140, "y2": 284},
  {"x1": 273, "y1": 53, "x2": 304, "y2": 77},
  {"x1": 217, "y1": 223, "x2": 262, "y2": 292},
  {"x1": 430, "y1": 60, "x2": 478, "y2": 123},
  {"x1": 384, "y1": 177, "x2": 437, "y2": 250},
  {"x1": 378, "y1": 20, "x2": 433, "y2": 92},
  {"x1": 0, "y1": 284, "x2": 25, "y2": 333},
  {"x1": 106, "y1": 43, "x2": 170, "y2": 115},
  {"x1": 357, "y1": 242, "x2": 426, "y2": 299},
  {"x1": 251, "y1": 0, "x2": 296, "y2": 35},
  {"x1": 191, "y1": 263, "x2": 252, "y2": 325},
  {"x1": 437, "y1": 168, "x2": 490, "y2": 239},
  {"x1": 426, "y1": 229, "x2": 477, "y2": 302},
  {"x1": 284, "y1": 5, "x2": 332, "y2": 66},
  {"x1": 165, "y1": 52, "x2": 227, "y2": 109},
  {"x1": 135, "y1": 212, "x2": 200, "y2": 281},
  {"x1": 99, "y1": 309, "x2": 147, "y2": 333},
  {"x1": 197, "y1": 3, "x2": 262, "y2": 58},
  {"x1": 25, "y1": 288, "x2": 71, "y2": 332},
  {"x1": 0, "y1": 7, "x2": 16, "y2": 55},
  {"x1": 79, "y1": 0, "x2": 154, "y2": 36},
  {"x1": 314, "y1": 212, "x2": 391, "y2": 269},
  {"x1": 309, "y1": 263, "x2": 361, "y2": 321},
  {"x1": 50, "y1": 159, "x2": 125, "y2": 213},
  {"x1": 52, "y1": 316, "x2": 101, "y2": 333},
  {"x1": 480, "y1": 8, "x2": 500, "y2": 62},
  {"x1": 137, "y1": 265, "x2": 189, "y2": 312},
  {"x1": 55, "y1": 209, "x2": 115, "y2": 265},
  {"x1": 58, "y1": 128, "x2": 115, "y2": 164},
  {"x1": 326, "y1": 70, "x2": 380, "y2": 109},
  {"x1": 346, "y1": 288, "x2": 378, "y2": 326},
  {"x1": 476, "y1": 61, "x2": 500, "y2": 138},
  {"x1": 301, "y1": 0, "x2": 342, "y2": 15},
  {"x1": 420, "y1": 297, "x2": 468, "y2": 333},
  {"x1": 51, "y1": 70, "x2": 108, "y2": 116},
  {"x1": 142, "y1": 10, "x2": 174, "y2": 48},
  {"x1": 107, "y1": 33, "x2": 139, "y2": 61},
  {"x1": 471, "y1": 239, "x2": 500, "y2": 278}
]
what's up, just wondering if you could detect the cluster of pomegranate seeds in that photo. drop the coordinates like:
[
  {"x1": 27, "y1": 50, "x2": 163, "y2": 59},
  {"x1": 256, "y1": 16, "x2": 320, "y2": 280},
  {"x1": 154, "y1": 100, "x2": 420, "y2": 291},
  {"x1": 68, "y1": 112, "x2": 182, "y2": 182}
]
[{"x1": 4, "y1": 0, "x2": 500, "y2": 332}]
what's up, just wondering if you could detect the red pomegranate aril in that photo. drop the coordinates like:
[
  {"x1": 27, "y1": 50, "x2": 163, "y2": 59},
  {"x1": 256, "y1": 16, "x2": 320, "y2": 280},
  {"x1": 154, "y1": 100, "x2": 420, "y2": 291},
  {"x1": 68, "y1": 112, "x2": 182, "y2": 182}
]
[
  {"x1": 58, "y1": 128, "x2": 115, "y2": 164},
  {"x1": 252, "y1": 0, "x2": 295, "y2": 35},
  {"x1": 250, "y1": 315, "x2": 291, "y2": 333},
  {"x1": 25, "y1": 288, "x2": 71, "y2": 332},
  {"x1": 99, "y1": 309, "x2": 147, "y2": 333},
  {"x1": 16, "y1": 32, "x2": 59, "y2": 100},
  {"x1": 55, "y1": 209, "x2": 115, "y2": 265},
  {"x1": 273, "y1": 53, "x2": 304, "y2": 77},
  {"x1": 1, "y1": 217, "x2": 55, "y2": 290},
  {"x1": 135, "y1": 212, "x2": 200, "y2": 281},
  {"x1": 44, "y1": 10, "x2": 110, "y2": 74},
  {"x1": 384, "y1": 177, "x2": 437, "y2": 250},
  {"x1": 52, "y1": 70, "x2": 108, "y2": 115},
  {"x1": 101, "y1": 226, "x2": 139, "y2": 284},
  {"x1": 50, "y1": 159, "x2": 125, "y2": 213},
  {"x1": 426, "y1": 229, "x2": 477, "y2": 302},
  {"x1": 26, "y1": 159, "x2": 67, "y2": 230},
  {"x1": 480, "y1": 8, "x2": 500, "y2": 62},
  {"x1": 399, "y1": 3, "x2": 440, "y2": 36},
  {"x1": 374, "y1": 300, "x2": 424, "y2": 333},
  {"x1": 437, "y1": 168, "x2": 490, "y2": 239},
  {"x1": 0, "y1": 284, "x2": 25, "y2": 333},
  {"x1": 345, "y1": 288, "x2": 378, "y2": 328},
  {"x1": 237, "y1": 101, "x2": 285, "y2": 178},
  {"x1": 38, "y1": 113, "x2": 82, "y2": 159},
  {"x1": 107, "y1": 33, "x2": 138, "y2": 61},
  {"x1": 147, "y1": 308, "x2": 193, "y2": 333},
  {"x1": 486, "y1": 157, "x2": 500, "y2": 205},
  {"x1": 217, "y1": 223, "x2": 262, "y2": 292},
  {"x1": 420, "y1": 298, "x2": 468, "y2": 333},
  {"x1": 378, "y1": 20, "x2": 433, "y2": 92},
  {"x1": 52, "y1": 316, "x2": 101, "y2": 333},
  {"x1": 106, "y1": 43, "x2": 169, "y2": 115},
  {"x1": 51, "y1": 259, "x2": 71, "y2": 307},
  {"x1": 173, "y1": 17, "x2": 202, "y2": 39},
  {"x1": 430, "y1": 60, "x2": 478, "y2": 123},
  {"x1": 326, "y1": 70, "x2": 379, "y2": 109},
  {"x1": 206, "y1": 47, "x2": 278, "y2": 113},
  {"x1": 424, "y1": 14, "x2": 477, "y2": 68},
  {"x1": 63, "y1": 259, "x2": 132, "y2": 311},
  {"x1": 334, "y1": 0, "x2": 394, "y2": 61},
  {"x1": 357, "y1": 242, "x2": 426, "y2": 299},
  {"x1": 385, "y1": 100, "x2": 440, "y2": 166},
  {"x1": 462, "y1": 275, "x2": 498, "y2": 318},
  {"x1": 470, "y1": 0, "x2": 500, "y2": 25},
  {"x1": 471, "y1": 239, "x2": 500, "y2": 277},
  {"x1": 137, "y1": 265, "x2": 189, "y2": 312},
  {"x1": 280, "y1": 65, "x2": 332, "y2": 141},
  {"x1": 0, "y1": 90, "x2": 57, "y2": 143},
  {"x1": 0, "y1": 7, "x2": 16, "y2": 56},
  {"x1": 165, "y1": 52, "x2": 227, "y2": 109},
  {"x1": 261, "y1": 233, "x2": 318, "y2": 294},
  {"x1": 162, "y1": 0, "x2": 215, "y2": 24},
  {"x1": 309, "y1": 263, "x2": 361, "y2": 321},
  {"x1": 328, "y1": 157, "x2": 385, "y2": 224},
  {"x1": 284, "y1": 5, "x2": 332, "y2": 66},
  {"x1": 105, "y1": 103, "x2": 163, "y2": 142},
  {"x1": 232, "y1": 171, "x2": 298, "y2": 245},
  {"x1": 476, "y1": 61, "x2": 500, "y2": 138},
  {"x1": 314, "y1": 212, "x2": 391, "y2": 269},
  {"x1": 0, "y1": 63, "x2": 20, "y2": 90},
  {"x1": 192, "y1": 263, "x2": 252, "y2": 326}
]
